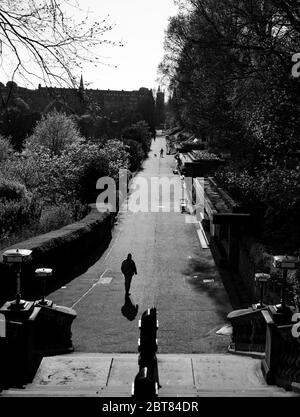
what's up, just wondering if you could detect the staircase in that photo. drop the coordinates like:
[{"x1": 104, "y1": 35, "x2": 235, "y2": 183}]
[{"x1": 1, "y1": 353, "x2": 298, "y2": 397}]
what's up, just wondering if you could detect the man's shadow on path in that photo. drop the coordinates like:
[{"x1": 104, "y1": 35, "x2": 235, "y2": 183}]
[{"x1": 121, "y1": 294, "x2": 139, "y2": 321}]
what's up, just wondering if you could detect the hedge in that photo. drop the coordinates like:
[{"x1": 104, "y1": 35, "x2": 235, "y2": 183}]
[{"x1": 0, "y1": 205, "x2": 113, "y2": 305}]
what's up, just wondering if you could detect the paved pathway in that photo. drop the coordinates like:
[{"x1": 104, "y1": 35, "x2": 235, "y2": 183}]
[{"x1": 49, "y1": 135, "x2": 233, "y2": 353}]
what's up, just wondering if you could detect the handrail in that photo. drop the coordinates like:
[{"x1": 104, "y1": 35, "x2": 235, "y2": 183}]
[
  {"x1": 261, "y1": 309, "x2": 274, "y2": 325},
  {"x1": 277, "y1": 324, "x2": 293, "y2": 332},
  {"x1": 228, "y1": 307, "x2": 264, "y2": 322}
]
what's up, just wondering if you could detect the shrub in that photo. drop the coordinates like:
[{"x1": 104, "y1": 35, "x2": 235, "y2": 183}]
[
  {"x1": 123, "y1": 139, "x2": 144, "y2": 172},
  {"x1": 100, "y1": 139, "x2": 129, "y2": 179},
  {"x1": 77, "y1": 155, "x2": 109, "y2": 204},
  {"x1": 54, "y1": 140, "x2": 110, "y2": 204},
  {"x1": 122, "y1": 121, "x2": 152, "y2": 157},
  {"x1": 215, "y1": 168, "x2": 262, "y2": 208},
  {"x1": 0, "y1": 178, "x2": 28, "y2": 201},
  {"x1": 38, "y1": 204, "x2": 74, "y2": 234},
  {"x1": 0, "y1": 135, "x2": 13, "y2": 163},
  {"x1": 0, "y1": 195, "x2": 42, "y2": 236},
  {"x1": 13, "y1": 139, "x2": 109, "y2": 206},
  {"x1": 0, "y1": 178, "x2": 42, "y2": 236},
  {"x1": 0, "y1": 152, "x2": 49, "y2": 192}
]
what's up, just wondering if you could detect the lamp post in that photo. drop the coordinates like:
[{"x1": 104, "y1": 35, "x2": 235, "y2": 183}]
[
  {"x1": 180, "y1": 175, "x2": 185, "y2": 197},
  {"x1": 2, "y1": 249, "x2": 32, "y2": 310},
  {"x1": 254, "y1": 273, "x2": 270, "y2": 309},
  {"x1": 35, "y1": 268, "x2": 53, "y2": 306},
  {"x1": 273, "y1": 255, "x2": 300, "y2": 313},
  {"x1": 180, "y1": 175, "x2": 186, "y2": 213}
]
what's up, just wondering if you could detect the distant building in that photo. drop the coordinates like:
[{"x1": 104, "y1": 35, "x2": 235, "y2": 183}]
[{"x1": 0, "y1": 79, "x2": 164, "y2": 123}]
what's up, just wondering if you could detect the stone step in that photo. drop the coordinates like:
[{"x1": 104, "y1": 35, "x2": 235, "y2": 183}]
[
  {"x1": 1, "y1": 353, "x2": 299, "y2": 397},
  {"x1": 1, "y1": 387, "x2": 101, "y2": 397},
  {"x1": 2, "y1": 385, "x2": 297, "y2": 398},
  {"x1": 158, "y1": 386, "x2": 297, "y2": 397}
]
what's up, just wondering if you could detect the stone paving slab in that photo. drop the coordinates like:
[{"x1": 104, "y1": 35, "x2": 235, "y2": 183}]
[
  {"x1": 32, "y1": 354, "x2": 112, "y2": 388},
  {"x1": 192, "y1": 354, "x2": 265, "y2": 390},
  {"x1": 158, "y1": 357, "x2": 194, "y2": 386},
  {"x1": 107, "y1": 357, "x2": 137, "y2": 387}
]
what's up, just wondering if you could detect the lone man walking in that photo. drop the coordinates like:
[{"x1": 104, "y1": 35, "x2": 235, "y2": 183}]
[
  {"x1": 121, "y1": 253, "x2": 137, "y2": 296},
  {"x1": 160, "y1": 148, "x2": 164, "y2": 157}
]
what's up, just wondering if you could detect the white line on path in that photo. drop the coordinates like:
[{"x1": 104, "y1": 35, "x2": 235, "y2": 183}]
[
  {"x1": 71, "y1": 268, "x2": 108, "y2": 309},
  {"x1": 98, "y1": 277, "x2": 112, "y2": 284},
  {"x1": 186, "y1": 214, "x2": 209, "y2": 249},
  {"x1": 198, "y1": 221, "x2": 209, "y2": 248},
  {"x1": 103, "y1": 231, "x2": 121, "y2": 261},
  {"x1": 197, "y1": 227, "x2": 209, "y2": 249}
]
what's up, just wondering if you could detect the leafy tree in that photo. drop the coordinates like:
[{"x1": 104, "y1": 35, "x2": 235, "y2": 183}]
[
  {"x1": 55, "y1": 140, "x2": 109, "y2": 204},
  {"x1": 0, "y1": 178, "x2": 27, "y2": 201},
  {"x1": 102, "y1": 108, "x2": 143, "y2": 139},
  {"x1": 123, "y1": 139, "x2": 145, "y2": 172},
  {"x1": 75, "y1": 113, "x2": 110, "y2": 141},
  {"x1": 77, "y1": 153, "x2": 109, "y2": 204},
  {"x1": 0, "y1": 178, "x2": 42, "y2": 237},
  {"x1": 159, "y1": 0, "x2": 300, "y2": 253},
  {"x1": 122, "y1": 121, "x2": 152, "y2": 157},
  {"x1": 0, "y1": 97, "x2": 41, "y2": 150},
  {"x1": 0, "y1": 150, "x2": 50, "y2": 192},
  {"x1": 100, "y1": 139, "x2": 130, "y2": 180},
  {"x1": 27, "y1": 110, "x2": 83, "y2": 156},
  {"x1": 160, "y1": 0, "x2": 300, "y2": 167},
  {"x1": 75, "y1": 114, "x2": 97, "y2": 139}
]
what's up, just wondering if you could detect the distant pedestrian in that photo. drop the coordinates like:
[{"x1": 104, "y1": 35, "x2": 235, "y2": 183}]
[
  {"x1": 121, "y1": 253, "x2": 137, "y2": 295},
  {"x1": 160, "y1": 148, "x2": 164, "y2": 157}
]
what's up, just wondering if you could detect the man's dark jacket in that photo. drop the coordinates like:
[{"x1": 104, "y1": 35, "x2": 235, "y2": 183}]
[{"x1": 121, "y1": 259, "x2": 137, "y2": 277}]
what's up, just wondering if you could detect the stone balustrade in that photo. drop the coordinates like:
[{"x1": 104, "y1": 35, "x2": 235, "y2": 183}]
[
  {"x1": 227, "y1": 307, "x2": 267, "y2": 354},
  {"x1": 262, "y1": 310, "x2": 300, "y2": 391}
]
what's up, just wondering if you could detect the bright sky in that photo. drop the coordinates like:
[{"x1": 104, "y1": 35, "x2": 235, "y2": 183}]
[{"x1": 74, "y1": 0, "x2": 178, "y2": 91}]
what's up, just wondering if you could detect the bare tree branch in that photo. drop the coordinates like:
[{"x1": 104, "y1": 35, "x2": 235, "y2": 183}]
[{"x1": 0, "y1": 0, "x2": 122, "y2": 87}]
